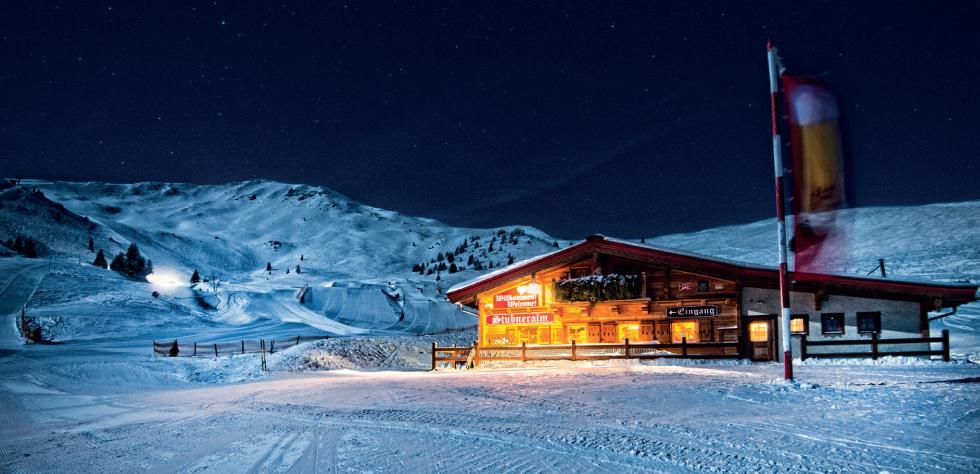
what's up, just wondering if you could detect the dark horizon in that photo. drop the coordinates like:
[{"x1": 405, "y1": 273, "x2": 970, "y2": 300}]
[{"x1": 3, "y1": 1, "x2": 979, "y2": 240}]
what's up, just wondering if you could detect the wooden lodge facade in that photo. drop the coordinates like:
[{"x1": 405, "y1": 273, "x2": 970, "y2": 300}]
[{"x1": 446, "y1": 236, "x2": 977, "y2": 362}]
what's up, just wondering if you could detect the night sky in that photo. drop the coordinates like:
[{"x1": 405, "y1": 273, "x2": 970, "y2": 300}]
[{"x1": 2, "y1": 1, "x2": 978, "y2": 239}]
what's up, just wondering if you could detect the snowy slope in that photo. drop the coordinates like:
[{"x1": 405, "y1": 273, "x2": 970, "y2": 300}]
[{"x1": 1, "y1": 179, "x2": 561, "y2": 342}]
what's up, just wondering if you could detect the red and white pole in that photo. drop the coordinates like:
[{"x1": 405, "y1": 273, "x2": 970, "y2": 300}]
[{"x1": 767, "y1": 40, "x2": 793, "y2": 380}]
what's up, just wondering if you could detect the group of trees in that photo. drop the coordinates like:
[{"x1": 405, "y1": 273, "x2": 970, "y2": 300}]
[
  {"x1": 89, "y1": 237, "x2": 152, "y2": 280},
  {"x1": 3, "y1": 236, "x2": 40, "y2": 258},
  {"x1": 108, "y1": 243, "x2": 153, "y2": 279}
]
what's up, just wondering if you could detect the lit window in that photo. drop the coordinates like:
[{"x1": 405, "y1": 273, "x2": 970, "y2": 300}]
[
  {"x1": 821, "y1": 313, "x2": 845, "y2": 335},
  {"x1": 790, "y1": 315, "x2": 809, "y2": 334},
  {"x1": 749, "y1": 321, "x2": 769, "y2": 342},
  {"x1": 857, "y1": 312, "x2": 881, "y2": 334},
  {"x1": 671, "y1": 321, "x2": 699, "y2": 343}
]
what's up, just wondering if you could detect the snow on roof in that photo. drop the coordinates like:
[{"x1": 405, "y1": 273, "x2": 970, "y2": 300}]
[{"x1": 448, "y1": 234, "x2": 978, "y2": 300}]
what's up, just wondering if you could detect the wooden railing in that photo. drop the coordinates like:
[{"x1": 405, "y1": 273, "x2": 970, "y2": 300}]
[
  {"x1": 799, "y1": 330, "x2": 950, "y2": 361},
  {"x1": 432, "y1": 338, "x2": 740, "y2": 369},
  {"x1": 431, "y1": 342, "x2": 473, "y2": 370}
]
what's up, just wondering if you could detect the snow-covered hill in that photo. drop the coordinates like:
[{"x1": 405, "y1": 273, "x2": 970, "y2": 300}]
[
  {"x1": 1, "y1": 179, "x2": 977, "y2": 353},
  {"x1": 1, "y1": 179, "x2": 561, "y2": 342}
]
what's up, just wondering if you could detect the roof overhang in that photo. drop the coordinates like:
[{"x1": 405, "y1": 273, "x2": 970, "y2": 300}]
[{"x1": 446, "y1": 235, "x2": 978, "y2": 308}]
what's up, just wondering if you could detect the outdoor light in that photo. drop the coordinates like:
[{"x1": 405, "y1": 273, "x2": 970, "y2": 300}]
[
  {"x1": 146, "y1": 269, "x2": 185, "y2": 288},
  {"x1": 527, "y1": 281, "x2": 542, "y2": 295}
]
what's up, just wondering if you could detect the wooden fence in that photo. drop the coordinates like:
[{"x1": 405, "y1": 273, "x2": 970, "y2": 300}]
[
  {"x1": 152, "y1": 335, "x2": 329, "y2": 357},
  {"x1": 432, "y1": 338, "x2": 740, "y2": 369},
  {"x1": 799, "y1": 330, "x2": 950, "y2": 361}
]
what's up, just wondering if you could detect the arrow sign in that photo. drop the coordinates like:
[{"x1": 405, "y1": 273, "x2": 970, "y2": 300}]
[{"x1": 665, "y1": 305, "x2": 719, "y2": 318}]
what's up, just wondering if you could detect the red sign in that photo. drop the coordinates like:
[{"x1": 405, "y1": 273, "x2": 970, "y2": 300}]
[
  {"x1": 493, "y1": 287, "x2": 539, "y2": 310},
  {"x1": 485, "y1": 312, "x2": 554, "y2": 325}
]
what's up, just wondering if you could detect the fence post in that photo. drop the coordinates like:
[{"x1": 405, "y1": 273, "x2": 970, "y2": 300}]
[
  {"x1": 193, "y1": 342, "x2": 197, "y2": 357},
  {"x1": 296, "y1": 335, "x2": 300, "y2": 346},
  {"x1": 942, "y1": 329, "x2": 950, "y2": 362},
  {"x1": 270, "y1": 340, "x2": 275, "y2": 353},
  {"x1": 871, "y1": 332, "x2": 879, "y2": 360},
  {"x1": 472, "y1": 340, "x2": 479, "y2": 368},
  {"x1": 682, "y1": 337, "x2": 687, "y2": 357},
  {"x1": 800, "y1": 334, "x2": 807, "y2": 361},
  {"x1": 241, "y1": 340, "x2": 245, "y2": 355},
  {"x1": 521, "y1": 341, "x2": 527, "y2": 362},
  {"x1": 624, "y1": 338, "x2": 630, "y2": 359},
  {"x1": 431, "y1": 342, "x2": 437, "y2": 371},
  {"x1": 571, "y1": 340, "x2": 576, "y2": 361},
  {"x1": 214, "y1": 343, "x2": 218, "y2": 357}
]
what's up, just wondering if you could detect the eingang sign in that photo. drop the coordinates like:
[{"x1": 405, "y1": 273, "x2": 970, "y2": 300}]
[
  {"x1": 666, "y1": 305, "x2": 720, "y2": 318},
  {"x1": 485, "y1": 312, "x2": 554, "y2": 325}
]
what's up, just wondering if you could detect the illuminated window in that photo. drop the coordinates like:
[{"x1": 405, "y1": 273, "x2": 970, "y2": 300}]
[
  {"x1": 618, "y1": 323, "x2": 640, "y2": 342},
  {"x1": 857, "y1": 312, "x2": 881, "y2": 334},
  {"x1": 790, "y1": 315, "x2": 809, "y2": 334},
  {"x1": 567, "y1": 325, "x2": 587, "y2": 343},
  {"x1": 749, "y1": 321, "x2": 769, "y2": 342},
  {"x1": 671, "y1": 321, "x2": 699, "y2": 343},
  {"x1": 821, "y1": 313, "x2": 845, "y2": 335}
]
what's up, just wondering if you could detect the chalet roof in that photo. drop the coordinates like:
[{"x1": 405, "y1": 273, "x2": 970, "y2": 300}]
[{"x1": 446, "y1": 235, "x2": 978, "y2": 307}]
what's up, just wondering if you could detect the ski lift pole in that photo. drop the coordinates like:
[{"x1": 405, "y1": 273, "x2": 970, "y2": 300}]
[{"x1": 768, "y1": 40, "x2": 793, "y2": 380}]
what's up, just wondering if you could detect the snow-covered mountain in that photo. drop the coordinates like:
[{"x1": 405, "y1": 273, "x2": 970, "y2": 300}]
[
  {"x1": 1, "y1": 179, "x2": 977, "y2": 354},
  {"x1": 0, "y1": 179, "x2": 561, "y2": 342}
]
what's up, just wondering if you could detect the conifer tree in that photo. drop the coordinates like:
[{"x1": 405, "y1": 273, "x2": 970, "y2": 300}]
[
  {"x1": 266, "y1": 262, "x2": 272, "y2": 272},
  {"x1": 110, "y1": 253, "x2": 127, "y2": 272},
  {"x1": 295, "y1": 265, "x2": 301, "y2": 274},
  {"x1": 13, "y1": 236, "x2": 23, "y2": 252},
  {"x1": 93, "y1": 249, "x2": 108, "y2": 268},
  {"x1": 507, "y1": 254, "x2": 514, "y2": 265},
  {"x1": 190, "y1": 270, "x2": 201, "y2": 284},
  {"x1": 467, "y1": 254, "x2": 474, "y2": 265},
  {"x1": 449, "y1": 262, "x2": 458, "y2": 274}
]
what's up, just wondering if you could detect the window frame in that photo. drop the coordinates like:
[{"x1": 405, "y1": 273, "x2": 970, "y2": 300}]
[
  {"x1": 821, "y1": 313, "x2": 845, "y2": 335},
  {"x1": 856, "y1": 311, "x2": 881, "y2": 334},
  {"x1": 790, "y1": 314, "x2": 809, "y2": 335}
]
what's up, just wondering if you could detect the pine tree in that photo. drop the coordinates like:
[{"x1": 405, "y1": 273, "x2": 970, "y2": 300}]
[
  {"x1": 13, "y1": 236, "x2": 23, "y2": 252},
  {"x1": 110, "y1": 253, "x2": 127, "y2": 272},
  {"x1": 553, "y1": 240, "x2": 559, "y2": 247},
  {"x1": 447, "y1": 253, "x2": 455, "y2": 263},
  {"x1": 190, "y1": 270, "x2": 201, "y2": 284},
  {"x1": 88, "y1": 237, "x2": 95, "y2": 252},
  {"x1": 300, "y1": 254, "x2": 304, "y2": 261},
  {"x1": 640, "y1": 237, "x2": 646, "y2": 243},
  {"x1": 437, "y1": 261, "x2": 448, "y2": 272},
  {"x1": 467, "y1": 254, "x2": 474, "y2": 265},
  {"x1": 125, "y1": 243, "x2": 141, "y2": 265},
  {"x1": 266, "y1": 262, "x2": 272, "y2": 272},
  {"x1": 507, "y1": 254, "x2": 514, "y2": 265},
  {"x1": 448, "y1": 263, "x2": 458, "y2": 273},
  {"x1": 296, "y1": 265, "x2": 301, "y2": 274},
  {"x1": 488, "y1": 242, "x2": 494, "y2": 252},
  {"x1": 437, "y1": 252, "x2": 444, "y2": 262},
  {"x1": 93, "y1": 249, "x2": 108, "y2": 268}
]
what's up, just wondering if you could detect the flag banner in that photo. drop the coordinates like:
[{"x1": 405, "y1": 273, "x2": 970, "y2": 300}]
[{"x1": 782, "y1": 74, "x2": 848, "y2": 273}]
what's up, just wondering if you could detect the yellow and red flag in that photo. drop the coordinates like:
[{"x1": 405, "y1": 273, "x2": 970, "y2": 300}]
[{"x1": 782, "y1": 74, "x2": 848, "y2": 273}]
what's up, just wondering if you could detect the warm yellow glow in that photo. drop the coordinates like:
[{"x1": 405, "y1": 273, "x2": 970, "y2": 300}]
[
  {"x1": 671, "y1": 321, "x2": 699, "y2": 343},
  {"x1": 526, "y1": 281, "x2": 541, "y2": 295},
  {"x1": 146, "y1": 269, "x2": 186, "y2": 288},
  {"x1": 790, "y1": 317, "x2": 806, "y2": 333},
  {"x1": 749, "y1": 321, "x2": 769, "y2": 342}
]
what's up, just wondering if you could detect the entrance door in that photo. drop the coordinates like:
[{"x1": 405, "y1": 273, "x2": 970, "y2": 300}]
[{"x1": 746, "y1": 318, "x2": 775, "y2": 361}]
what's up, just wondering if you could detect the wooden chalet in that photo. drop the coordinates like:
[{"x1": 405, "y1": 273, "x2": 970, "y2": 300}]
[{"x1": 446, "y1": 235, "x2": 977, "y2": 361}]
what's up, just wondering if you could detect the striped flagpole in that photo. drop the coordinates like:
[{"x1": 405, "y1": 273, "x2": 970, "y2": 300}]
[{"x1": 767, "y1": 40, "x2": 793, "y2": 380}]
